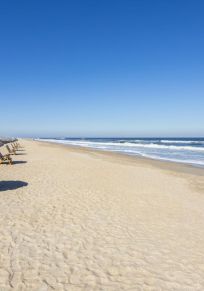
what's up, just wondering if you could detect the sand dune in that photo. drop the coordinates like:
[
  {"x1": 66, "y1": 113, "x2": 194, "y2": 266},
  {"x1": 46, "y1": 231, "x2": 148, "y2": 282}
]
[{"x1": 0, "y1": 139, "x2": 204, "y2": 290}]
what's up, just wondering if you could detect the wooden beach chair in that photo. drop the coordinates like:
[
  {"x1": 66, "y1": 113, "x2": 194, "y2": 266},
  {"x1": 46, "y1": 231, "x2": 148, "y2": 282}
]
[
  {"x1": 12, "y1": 142, "x2": 22, "y2": 150},
  {"x1": 11, "y1": 143, "x2": 18, "y2": 151},
  {"x1": 0, "y1": 152, "x2": 13, "y2": 165},
  {"x1": 16, "y1": 141, "x2": 22, "y2": 148},
  {"x1": 6, "y1": 145, "x2": 16, "y2": 155}
]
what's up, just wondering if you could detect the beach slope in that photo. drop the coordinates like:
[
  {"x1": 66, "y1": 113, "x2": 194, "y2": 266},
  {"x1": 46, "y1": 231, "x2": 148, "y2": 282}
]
[{"x1": 0, "y1": 139, "x2": 204, "y2": 290}]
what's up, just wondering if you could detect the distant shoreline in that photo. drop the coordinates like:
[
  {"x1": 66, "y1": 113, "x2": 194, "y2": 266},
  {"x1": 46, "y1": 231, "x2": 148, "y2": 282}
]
[
  {"x1": 35, "y1": 138, "x2": 204, "y2": 175},
  {"x1": 35, "y1": 138, "x2": 204, "y2": 177}
]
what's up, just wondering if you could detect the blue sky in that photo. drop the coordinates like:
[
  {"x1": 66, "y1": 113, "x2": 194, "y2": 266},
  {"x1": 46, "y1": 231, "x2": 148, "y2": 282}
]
[{"x1": 0, "y1": 0, "x2": 204, "y2": 137}]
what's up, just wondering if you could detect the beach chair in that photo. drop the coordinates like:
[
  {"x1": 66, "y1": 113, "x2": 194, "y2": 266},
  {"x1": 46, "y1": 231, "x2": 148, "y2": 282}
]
[
  {"x1": 6, "y1": 145, "x2": 16, "y2": 155},
  {"x1": 16, "y1": 142, "x2": 22, "y2": 148},
  {"x1": 0, "y1": 152, "x2": 13, "y2": 165},
  {"x1": 12, "y1": 142, "x2": 22, "y2": 149},
  {"x1": 11, "y1": 143, "x2": 18, "y2": 151}
]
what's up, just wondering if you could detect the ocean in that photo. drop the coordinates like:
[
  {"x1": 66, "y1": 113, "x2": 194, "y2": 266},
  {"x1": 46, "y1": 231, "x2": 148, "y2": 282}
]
[{"x1": 38, "y1": 137, "x2": 204, "y2": 168}]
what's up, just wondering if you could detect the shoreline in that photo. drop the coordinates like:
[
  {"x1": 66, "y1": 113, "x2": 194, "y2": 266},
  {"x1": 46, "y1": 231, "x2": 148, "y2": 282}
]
[{"x1": 36, "y1": 139, "x2": 204, "y2": 177}]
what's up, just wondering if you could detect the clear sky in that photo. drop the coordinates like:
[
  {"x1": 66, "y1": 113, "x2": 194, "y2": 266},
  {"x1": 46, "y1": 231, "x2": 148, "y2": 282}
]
[{"x1": 0, "y1": 0, "x2": 204, "y2": 137}]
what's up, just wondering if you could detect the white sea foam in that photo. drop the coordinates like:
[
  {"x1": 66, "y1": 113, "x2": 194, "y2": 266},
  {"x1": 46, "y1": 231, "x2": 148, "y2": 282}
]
[
  {"x1": 136, "y1": 153, "x2": 204, "y2": 166},
  {"x1": 161, "y1": 140, "x2": 204, "y2": 144}
]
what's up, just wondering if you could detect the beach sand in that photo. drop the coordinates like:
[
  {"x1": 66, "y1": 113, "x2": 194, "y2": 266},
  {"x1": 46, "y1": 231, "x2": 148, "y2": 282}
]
[{"x1": 0, "y1": 139, "x2": 204, "y2": 291}]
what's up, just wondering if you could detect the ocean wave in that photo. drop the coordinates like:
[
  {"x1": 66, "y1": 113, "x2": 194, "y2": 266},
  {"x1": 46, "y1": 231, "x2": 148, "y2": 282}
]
[
  {"x1": 124, "y1": 143, "x2": 204, "y2": 152},
  {"x1": 160, "y1": 140, "x2": 204, "y2": 144},
  {"x1": 135, "y1": 153, "x2": 204, "y2": 166},
  {"x1": 102, "y1": 142, "x2": 204, "y2": 152}
]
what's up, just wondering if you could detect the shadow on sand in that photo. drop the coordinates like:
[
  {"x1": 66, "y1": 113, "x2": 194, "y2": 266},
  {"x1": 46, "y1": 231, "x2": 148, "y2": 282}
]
[
  {"x1": 0, "y1": 181, "x2": 28, "y2": 191},
  {"x1": 12, "y1": 161, "x2": 27, "y2": 165}
]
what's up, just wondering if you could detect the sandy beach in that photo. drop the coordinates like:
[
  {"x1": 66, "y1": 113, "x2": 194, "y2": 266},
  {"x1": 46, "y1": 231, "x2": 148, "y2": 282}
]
[{"x1": 0, "y1": 139, "x2": 204, "y2": 291}]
